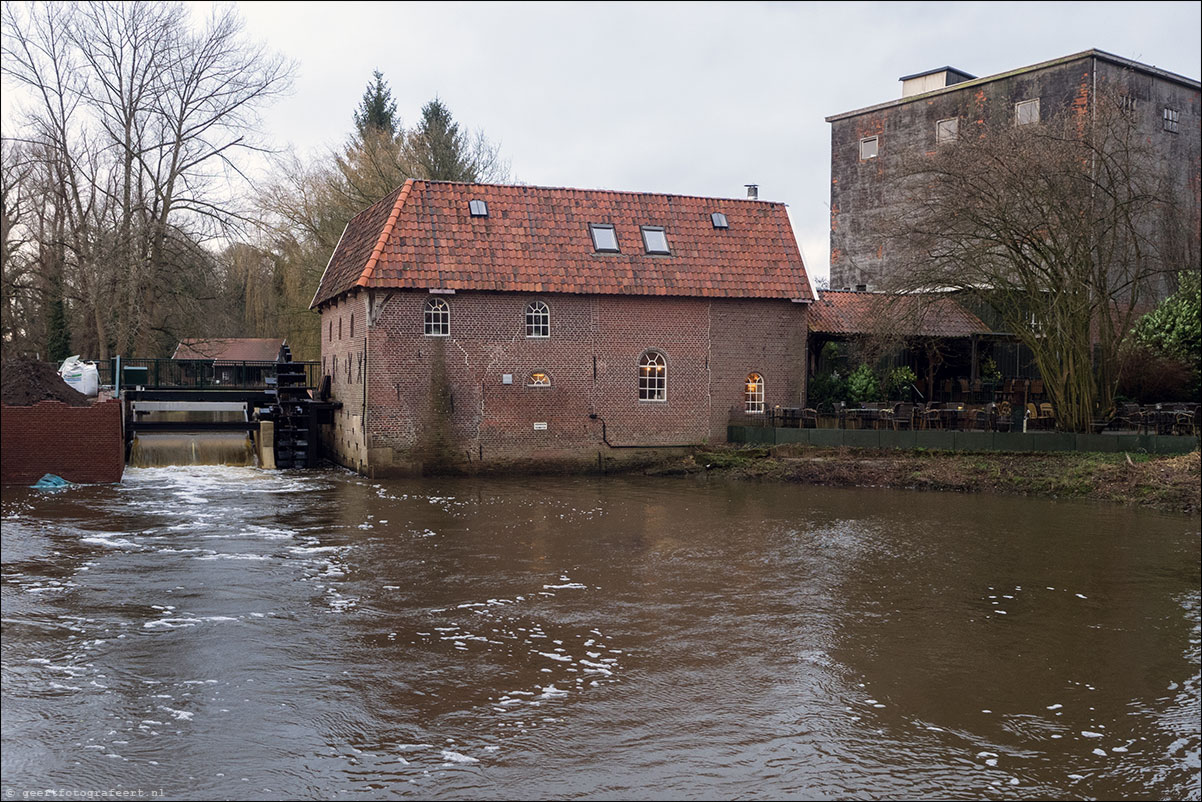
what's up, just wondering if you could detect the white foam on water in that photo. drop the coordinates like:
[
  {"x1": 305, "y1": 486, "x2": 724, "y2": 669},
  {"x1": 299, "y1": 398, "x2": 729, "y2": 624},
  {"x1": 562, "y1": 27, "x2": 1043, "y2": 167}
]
[
  {"x1": 194, "y1": 553, "x2": 271, "y2": 561},
  {"x1": 81, "y1": 535, "x2": 140, "y2": 550},
  {"x1": 1076, "y1": 593, "x2": 1088, "y2": 599},
  {"x1": 543, "y1": 583, "x2": 587, "y2": 590},
  {"x1": 538, "y1": 652, "x2": 572, "y2": 662},
  {"x1": 439, "y1": 750, "x2": 478, "y2": 764},
  {"x1": 1047, "y1": 703, "x2": 1063, "y2": 710},
  {"x1": 1082, "y1": 730, "x2": 1104, "y2": 738},
  {"x1": 1092, "y1": 748, "x2": 1107, "y2": 756}
]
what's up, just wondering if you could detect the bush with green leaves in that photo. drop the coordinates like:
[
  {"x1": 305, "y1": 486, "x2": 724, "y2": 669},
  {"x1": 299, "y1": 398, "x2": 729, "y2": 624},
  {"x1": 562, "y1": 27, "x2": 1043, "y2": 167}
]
[
  {"x1": 808, "y1": 370, "x2": 848, "y2": 411},
  {"x1": 884, "y1": 366, "x2": 918, "y2": 400},
  {"x1": 846, "y1": 363, "x2": 881, "y2": 405}
]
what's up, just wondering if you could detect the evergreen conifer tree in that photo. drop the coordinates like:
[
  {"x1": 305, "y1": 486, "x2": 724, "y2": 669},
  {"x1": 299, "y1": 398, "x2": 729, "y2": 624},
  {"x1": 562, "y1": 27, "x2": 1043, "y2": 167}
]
[
  {"x1": 353, "y1": 70, "x2": 399, "y2": 137},
  {"x1": 406, "y1": 98, "x2": 478, "y2": 182}
]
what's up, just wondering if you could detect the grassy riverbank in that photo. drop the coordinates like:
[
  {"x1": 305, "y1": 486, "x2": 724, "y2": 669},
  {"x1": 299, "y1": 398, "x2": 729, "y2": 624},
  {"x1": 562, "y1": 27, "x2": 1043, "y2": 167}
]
[{"x1": 650, "y1": 445, "x2": 1202, "y2": 514}]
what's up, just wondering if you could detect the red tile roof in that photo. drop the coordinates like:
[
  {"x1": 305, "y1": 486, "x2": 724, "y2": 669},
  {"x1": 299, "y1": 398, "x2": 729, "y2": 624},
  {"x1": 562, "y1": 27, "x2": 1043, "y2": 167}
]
[
  {"x1": 172, "y1": 338, "x2": 286, "y2": 362},
  {"x1": 311, "y1": 180, "x2": 811, "y2": 307},
  {"x1": 808, "y1": 291, "x2": 990, "y2": 337}
]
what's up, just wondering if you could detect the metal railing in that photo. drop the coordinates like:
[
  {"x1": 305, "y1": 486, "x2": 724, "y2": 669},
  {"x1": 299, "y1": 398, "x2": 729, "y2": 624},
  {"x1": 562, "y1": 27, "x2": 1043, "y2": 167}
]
[{"x1": 93, "y1": 358, "x2": 320, "y2": 390}]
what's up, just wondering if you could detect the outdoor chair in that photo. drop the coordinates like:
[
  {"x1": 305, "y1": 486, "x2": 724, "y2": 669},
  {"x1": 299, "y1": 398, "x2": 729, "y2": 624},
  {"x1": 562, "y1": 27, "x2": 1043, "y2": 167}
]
[
  {"x1": 970, "y1": 407, "x2": 990, "y2": 431},
  {"x1": 801, "y1": 408, "x2": 819, "y2": 429},
  {"x1": 892, "y1": 403, "x2": 915, "y2": 431},
  {"x1": 922, "y1": 407, "x2": 944, "y2": 430},
  {"x1": 1040, "y1": 403, "x2": 1055, "y2": 429}
]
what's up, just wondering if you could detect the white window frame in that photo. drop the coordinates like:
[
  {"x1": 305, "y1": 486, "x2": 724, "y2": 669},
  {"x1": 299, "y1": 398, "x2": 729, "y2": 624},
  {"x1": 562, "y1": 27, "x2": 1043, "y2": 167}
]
[
  {"x1": 525, "y1": 301, "x2": 550, "y2": 338},
  {"x1": 527, "y1": 372, "x2": 551, "y2": 388},
  {"x1": 638, "y1": 351, "x2": 667, "y2": 402},
  {"x1": 936, "y1": 117, "x2": 959, "y2": 145},
  {"x1": 1163, "y1": 107, "x2": 1180, "y2": 133},
  {"x1": 423, "y1": 297, "x2": 450, "y2": 336},
  {"x1": 1015, "y1": 98, "x2": 1040, "y2": 126},
  {"x1": 745, "y1": 373, "x2": 765, "y2": 414},
  {"x1": 859, "y1": 136, "x2": 879, "y2": 160}
]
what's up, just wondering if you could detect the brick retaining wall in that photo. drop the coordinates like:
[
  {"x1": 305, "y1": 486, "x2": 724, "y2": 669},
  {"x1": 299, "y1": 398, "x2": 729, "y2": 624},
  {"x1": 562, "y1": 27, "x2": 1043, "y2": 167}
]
[{"x1": 1, "y1": 400, "x2": 125, "y2": 484}]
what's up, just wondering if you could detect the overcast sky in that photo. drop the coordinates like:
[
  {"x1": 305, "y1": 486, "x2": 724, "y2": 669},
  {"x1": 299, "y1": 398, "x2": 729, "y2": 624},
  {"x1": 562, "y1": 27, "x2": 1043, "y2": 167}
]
[{"x1": 15, "y1": 2, "x2": 1202, "y2": 282}]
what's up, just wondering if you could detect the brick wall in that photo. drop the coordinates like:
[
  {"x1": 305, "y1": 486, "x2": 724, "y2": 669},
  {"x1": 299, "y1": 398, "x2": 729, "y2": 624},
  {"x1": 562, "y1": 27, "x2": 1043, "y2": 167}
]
[
  {"x1": 321, "y1": 289, "x2": 807, "y2": 473},
  {"x1": 1, "y1": 400, "x2": 125, "y2": 484},
  {"x1": 318, "y1": 290, "x2": 370, "y2": 472}
]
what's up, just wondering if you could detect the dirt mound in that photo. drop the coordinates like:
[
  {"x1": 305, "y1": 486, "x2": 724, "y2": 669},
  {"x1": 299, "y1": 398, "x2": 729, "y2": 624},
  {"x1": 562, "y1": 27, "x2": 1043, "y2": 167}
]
[{"x1": 1, "y1": 357, "x2": 91, "y2": 407}]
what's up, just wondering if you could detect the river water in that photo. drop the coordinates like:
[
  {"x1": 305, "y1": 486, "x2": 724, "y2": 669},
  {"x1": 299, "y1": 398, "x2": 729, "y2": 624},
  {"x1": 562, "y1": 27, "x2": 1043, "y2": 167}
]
[{"x1": 2, "y1": 467, "x2": 1199, "y2": 800}]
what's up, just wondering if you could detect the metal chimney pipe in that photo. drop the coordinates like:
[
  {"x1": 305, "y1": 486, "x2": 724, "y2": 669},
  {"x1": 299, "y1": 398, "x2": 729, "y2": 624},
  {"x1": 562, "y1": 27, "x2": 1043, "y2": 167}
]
[{"x1": 745, "y1": 184, "x2": 758, "y2": 200}]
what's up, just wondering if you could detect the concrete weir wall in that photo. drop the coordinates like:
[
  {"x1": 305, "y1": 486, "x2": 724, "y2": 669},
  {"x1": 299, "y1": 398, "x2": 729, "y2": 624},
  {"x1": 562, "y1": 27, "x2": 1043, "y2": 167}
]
[{"x1": 1, "y1": 400, "x2": 125, "y2": 484}]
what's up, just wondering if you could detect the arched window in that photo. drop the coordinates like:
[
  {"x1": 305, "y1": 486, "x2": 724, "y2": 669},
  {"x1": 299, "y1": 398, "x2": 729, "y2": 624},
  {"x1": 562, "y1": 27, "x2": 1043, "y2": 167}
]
[
  {"x1": 424, "y1": 297, "x2": 449, "y2": 336},
  {"x1": 639, "y1": 351, "x2": 667, "y2": 401},
  {"x1": 526, "y1": 301, "x2": 550, "y2": 337},
  {"x1": 745, "y1": 373, "x2": 765, "y2": 414},
  {"x1": 328, "y1": 320, "x2": 333, "y2": 341},
  {"x1": 528, "y1": 371, "x2": 551, "y2": 387}
]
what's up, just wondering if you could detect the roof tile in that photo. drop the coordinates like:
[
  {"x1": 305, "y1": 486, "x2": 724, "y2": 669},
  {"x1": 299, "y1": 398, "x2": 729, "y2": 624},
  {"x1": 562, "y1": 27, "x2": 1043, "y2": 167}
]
[{"x1": 312, "y1": 180, "x2": 810, "y2": 307}]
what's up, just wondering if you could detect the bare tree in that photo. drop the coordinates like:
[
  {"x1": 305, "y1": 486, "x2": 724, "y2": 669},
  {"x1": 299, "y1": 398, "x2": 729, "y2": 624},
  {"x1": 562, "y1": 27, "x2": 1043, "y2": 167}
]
[
  {"x1": 2, "y1": 1, "x2": 292, "y2": 358},
  {"x1": 885, "y1": 84, "x2": 1197, "y2": 432}
]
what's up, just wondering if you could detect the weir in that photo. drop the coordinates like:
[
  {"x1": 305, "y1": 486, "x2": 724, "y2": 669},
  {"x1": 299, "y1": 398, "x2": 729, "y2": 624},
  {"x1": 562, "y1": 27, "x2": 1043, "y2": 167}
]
[
  {"x1": 112, "y1": 351, "x2": 338, "y2": 469},
  {"x1": 128, "y1": 402, "x2": 258, "y2": 467}
]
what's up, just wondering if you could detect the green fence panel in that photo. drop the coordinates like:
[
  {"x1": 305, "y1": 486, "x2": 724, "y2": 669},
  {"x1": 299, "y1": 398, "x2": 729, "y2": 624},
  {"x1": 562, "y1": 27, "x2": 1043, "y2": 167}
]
[
  {"x1": 914, "y1": 431, "x2": 957, "y2": 451},
  {"x1": 776, "y1": 428, "x2": 811, "y2": 444},
  {"x1": 954, "y1": 432, "x2": 995, "y2": 452},
  {"x1": 879, "y1": 431, "x2": 918, "y2": 450},
  {"x1": 843, "y1": 430, "x2": 881, "y2": 449},
  {"x1": 809, "y1": 429, "x2": 844, "y2": 447}
]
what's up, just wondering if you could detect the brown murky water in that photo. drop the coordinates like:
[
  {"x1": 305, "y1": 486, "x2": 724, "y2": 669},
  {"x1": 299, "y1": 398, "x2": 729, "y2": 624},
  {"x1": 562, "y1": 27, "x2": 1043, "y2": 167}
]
[{"x1": 2, "y1": 467, "x2": 1199, "y2": 800}]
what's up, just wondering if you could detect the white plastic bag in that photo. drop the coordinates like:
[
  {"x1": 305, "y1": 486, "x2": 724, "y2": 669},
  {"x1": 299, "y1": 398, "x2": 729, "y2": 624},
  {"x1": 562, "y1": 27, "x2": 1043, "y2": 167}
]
[{"x1": 59, "y1": 355, "x2": 99, "y2": 397}]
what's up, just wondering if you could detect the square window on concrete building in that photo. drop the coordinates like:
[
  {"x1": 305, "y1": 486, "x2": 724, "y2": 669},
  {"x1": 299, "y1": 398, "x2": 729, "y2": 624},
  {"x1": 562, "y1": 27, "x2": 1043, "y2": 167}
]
[
  {"x1": 936, "y1": 117, "x2": 959, "y2": 144},
  {"x1": 1163, "y1": 107, "x2": 1180, "y2": 133},
  {"x1": 1015, "y1": 98, "x2": 1040, "y2": 125},
  {"x1": 859, "y1": 136, "x2": 878, "y2": 160}
]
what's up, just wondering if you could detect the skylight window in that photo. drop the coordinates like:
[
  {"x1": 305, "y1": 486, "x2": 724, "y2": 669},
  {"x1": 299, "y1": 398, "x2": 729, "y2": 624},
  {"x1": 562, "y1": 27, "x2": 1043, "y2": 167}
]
[
  {"x1": 469, "y1": 199, "x2": 488, "y2": 217},
  {"x1": 641, "y1": 226, "x2": 670, "y2": 255},
  {"x1": 711, "y1": 212, "x2": 729, "y2": 229},
  {"x1": 590, "y1": 224, "x2": 619, "y2": 253}
]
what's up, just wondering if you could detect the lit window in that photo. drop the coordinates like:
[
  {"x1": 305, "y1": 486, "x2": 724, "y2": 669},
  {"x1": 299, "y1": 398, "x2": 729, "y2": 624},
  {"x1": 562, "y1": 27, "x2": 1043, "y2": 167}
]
[
  {"x1": 936, "y1": 117, "x2": 959, "y2": 144},
  {"x1": 525, "y1": 301, "x2": 550, "y2": 338},
  {"x1": 528, "y1": 372, "x2": 551, "y2": 387},
  {"x1": 424, "y1": 297, "x2": 449, "y2": 336},
  {"x1": 711, "y1": 212, "x2": 728, "y2": 229},
  {"x1": 745, "y1": 373, "x2": 764, "y2": 414},
  {"x1": 469, "y1": 199, "x2": 489, "y2": 217},
  {"x1": 1163, "y1": 107, "x2": 1179, "y2": 133},
  {"x1": 639, "y1": 351, "x2": 666, "y2": 402},
  {"x1": 859, "y1": 136, "x2": 878, "y2": 159},
  {"x1": 641, "y1": 226, "x2": 670, "y2": 255},
  {"x1": 590, "y1": 223, "x2": 619, "y2": 253},
  {"x1": 1015, "y1": 98, "x2": 1040, "y2": 125}
]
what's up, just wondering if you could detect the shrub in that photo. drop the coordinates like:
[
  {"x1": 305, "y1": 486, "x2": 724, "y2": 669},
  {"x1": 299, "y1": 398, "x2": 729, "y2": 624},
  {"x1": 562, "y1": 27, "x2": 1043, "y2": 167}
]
[
  {"x1": 885, "y1": 365, "x2": 918, "y2": 400},
  {"x1": 847, "y1": 363, "x2": 881, "y2": 405}
]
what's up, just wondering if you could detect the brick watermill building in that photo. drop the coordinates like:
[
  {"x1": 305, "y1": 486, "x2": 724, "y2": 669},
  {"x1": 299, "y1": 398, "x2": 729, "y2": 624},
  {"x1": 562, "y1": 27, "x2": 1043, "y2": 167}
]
[{"x1": 311, "y1": 180, "x2": 814, "y2": 474}]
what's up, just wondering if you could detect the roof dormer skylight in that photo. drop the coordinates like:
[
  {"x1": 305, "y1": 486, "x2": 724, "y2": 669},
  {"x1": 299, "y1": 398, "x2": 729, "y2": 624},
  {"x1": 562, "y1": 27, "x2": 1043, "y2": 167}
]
[
  {"x1": 641, "y1": 226, "x2": 670, "y2": 255},
  {"x1": 711, "y1": 212, "x2": 729, "y2": 229},
  {"x1": 590, "y1": 223, "x2": 619, "y2": 253},
  {"x1": 469, "y1": 199, "x2": 488, "y2": 217}
]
